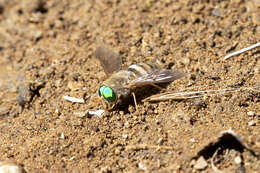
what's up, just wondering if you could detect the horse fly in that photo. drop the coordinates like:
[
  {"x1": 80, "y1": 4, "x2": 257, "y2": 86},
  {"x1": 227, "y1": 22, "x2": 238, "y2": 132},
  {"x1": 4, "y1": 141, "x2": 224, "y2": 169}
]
[{"x1": 94, "y1": 46, "x2": 187, "y2": 110}]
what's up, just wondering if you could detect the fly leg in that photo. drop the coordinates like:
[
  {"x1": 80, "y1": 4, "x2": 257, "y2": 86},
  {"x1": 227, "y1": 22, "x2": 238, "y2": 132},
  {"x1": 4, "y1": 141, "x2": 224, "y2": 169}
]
[
  {"x1": 92, "y1": 96, "x2": 115, "y2": 111},
  {"x1": 148, "y1": 83, "x2": 165, "y2": 91},
  {"x1": 105, "y1": 103, "x2": 116, "y2": 111}
]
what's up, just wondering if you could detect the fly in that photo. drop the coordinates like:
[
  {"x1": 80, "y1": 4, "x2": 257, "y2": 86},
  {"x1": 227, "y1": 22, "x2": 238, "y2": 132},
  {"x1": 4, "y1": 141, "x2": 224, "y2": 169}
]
[{"x1": 94, "y1": 46, "x2": 187, "y2": 110}]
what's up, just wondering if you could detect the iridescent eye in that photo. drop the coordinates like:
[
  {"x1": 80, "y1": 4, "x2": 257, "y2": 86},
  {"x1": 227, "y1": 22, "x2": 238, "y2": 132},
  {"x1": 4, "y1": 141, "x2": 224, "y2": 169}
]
[{"x1": 98, "y1": 86, "x2": 117, "y2": 102}]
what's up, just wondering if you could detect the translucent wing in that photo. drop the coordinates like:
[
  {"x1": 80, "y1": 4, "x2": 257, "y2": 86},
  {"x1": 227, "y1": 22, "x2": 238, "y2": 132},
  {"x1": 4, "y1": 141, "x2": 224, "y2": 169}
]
[
  {"x1": 128, "y1": 69, "x2": 187, "y2": 87},
  {"x1": 94, "y1": 46, "x2": 122, "y2": 75}
]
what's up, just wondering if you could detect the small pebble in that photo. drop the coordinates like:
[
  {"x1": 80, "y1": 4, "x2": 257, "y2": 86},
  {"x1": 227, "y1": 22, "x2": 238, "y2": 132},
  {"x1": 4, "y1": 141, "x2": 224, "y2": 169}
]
[
  {"x1": 124, "y1": 121, "x2": 130, "y2": 128},
  {"x1": 181, "y1": 57, "x2": 190, "y2": 65},
  {"x1": 157, "y1": 138, "x2": 163, "y2": 145},
  {"x1": 88, "y1": 109, "x2": 105, "y2": 118},
  {"x1": 194, "y1": 156, "x2": 207, "y2": 170},
  {"x1": 189, "y1": 138, "x2": 196, "y2": 143},
  {"x1": 247, "y1": 111, "x2": 255, "y2": 116},
  {"x1": 212, "y1": 8, "x2": 222, "y2": 17},
  {"x1": 248, "y1": 120, "x2": 256, "y2": 126},
  {"x1": 234, "y1": 156, "x2": 242, "y2": 164},
  {"x1": 0, "y1": 161, "x2": 24, "y2": 173},
  {"x1": 114, "y1": 148, "x2": 121, "y2": 155},
  {"x1": 122, "y1": 134, "x2": 128, "y2": 139},
  {"x1": 55, "y1": 108, "x2": 59, "y2": 113},
  {"x1": 60, "y1": 133, "x2": 65, "y2": 139},
  {"x1": 33, "y1": 30, "x2": 43, "y2": 41},
  {"x1": 63, "y1": 96, "x2": 84, "y2": 103},
  {"x1": 74, "y1": 111, "x2": 87, "y2": 118},
  {"x1": 138, "y1": 162, "x2": 147, "y2": 171},
  {"x1": 69, "y1": 156, "x2": 75, "y2": 161}
]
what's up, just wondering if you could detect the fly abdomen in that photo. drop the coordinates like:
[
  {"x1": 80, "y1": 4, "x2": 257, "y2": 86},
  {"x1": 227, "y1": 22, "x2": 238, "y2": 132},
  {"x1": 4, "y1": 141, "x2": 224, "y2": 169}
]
[{"x1": 127, "y1": 62, "x2": 159, "y2": 78}]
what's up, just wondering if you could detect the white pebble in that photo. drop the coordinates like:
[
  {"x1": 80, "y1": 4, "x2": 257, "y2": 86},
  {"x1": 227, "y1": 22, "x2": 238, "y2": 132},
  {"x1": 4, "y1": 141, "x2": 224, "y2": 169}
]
[
  {"x1": 247, "y1": 111, "x2": 255, "y2": 116},
  {"x1": 122, "y1": 134, "x2": 128, "y2": 139},
  {"x1": 88, "y1": 109, "x2": 105, "y2": 118},
  {"x1": 74, "y1": 111, "x2": 87, "y2": 118},
  {"x1": 60, "y1": 133, "x2": 65, "y2": 139},
  {"x1": 138, "y1": 163, "x2": 147, "y2": 171},
  {"x1": 63, "y1": 96, "x2": 84, "y2": 103},
  {"x1": 0, "y1": 161, "x2": 23, "y2": 173},
  {"x1": 234, "y1": 156, "x2": 242, "y2": 164},
  {"x1": 189, "y1": 138, "x2": 196, "y2": 143},
  {"x1": 55, "y1": 108, "x2": 59, "y2": 113},
  {"x1": 194, "y1": 156, "x2": 207, "y2": 170},
  {"x1": 248, "y1": 120, "x2": 256, "y2": 126}
]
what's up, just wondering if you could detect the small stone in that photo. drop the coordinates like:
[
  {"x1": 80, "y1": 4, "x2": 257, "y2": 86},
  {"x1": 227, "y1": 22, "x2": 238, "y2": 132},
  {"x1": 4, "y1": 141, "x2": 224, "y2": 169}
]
[
  {"x1": 70, "y1": 32, "x2": 81, "y2": 41},
  {"x1": 234, "y1": 156, "x2": 242, "y2": 164},
  {"x1": 122, "y1": 134, "x2": 128, "y2": 139},
  {"x1": 63, "y1": 96, "x2": 84, "y2": 103},
  {"x1": 74, "y1": 111, "x2": 87, "y2": 118},
  {"x1": 194, "y1": 156, "x2": 207, "y2": 170},
  {"x1": 60, "y1": 133, "x2": 65, "y2": 139},
  {"x1": 33, "y1": 30, "x2": 43, "y2": 40},
  {"x1": 114, "y1": 148, "x2": 121, "y2": 155},
  {"x1": 55, "y1": 108, "x2": 59, "y2": 113},
  {"x1": 157, "y1": 138, "x2": 163, "y2": 145},
  {"x1": 138, "y1": 162, "x2": 147, "y2": 171},
  {"x1": 189, "y1": 138, "x2": 196, "y2": 143},
  {"x1": 0, "y1": 161, "x2": 24, "y2": 173},
  {"x1": 54, "y1": 19, "x2": 63, "y2": 28},
  {"x1": 193, "y1": 4, "x2": 205, "y2": 13},
  {"x1": 124, "y1": 121, "x2": 130, "y2": 128},
  {"x1": 181, "y1": 57, "x2": 190, "y2": 65},
  {"x1": 212, "y1": 8, "x2": 222, "y2": 17},
  {"x1": 248, "y1": 120, "x2": 256, "y2": 126},
  {"x1": 67, "y1": 81, "x2": 83, "y2": 91},
  {"x1": 88, "y1": 110, "x2": 105, "y2": 118},
  {"x1": 69, "y1": 156, "x2": 75, "y2": 161},
  {"x1": 247, "y1": 111, "x2": 255, "y2": 116}
]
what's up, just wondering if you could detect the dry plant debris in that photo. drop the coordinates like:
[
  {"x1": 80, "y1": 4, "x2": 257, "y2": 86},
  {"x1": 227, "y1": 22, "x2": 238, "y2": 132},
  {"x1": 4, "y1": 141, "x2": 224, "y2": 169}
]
[{"x1": 223, "y1": 42, "x2": 260, "y2": 60}]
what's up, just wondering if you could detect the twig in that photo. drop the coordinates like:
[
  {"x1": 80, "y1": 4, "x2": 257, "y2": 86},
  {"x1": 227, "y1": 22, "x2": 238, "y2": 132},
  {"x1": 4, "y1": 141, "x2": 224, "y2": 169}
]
[
  {"x1": 224, "y1": 42, "x2": 260, "y2": 60},
  {"x1": 126, "y1": 144, "x2": 173, "y2": 151},
  {"x1": 144, "y1": 88, "x2": 237, "y2": 102},
  {"x1": 143, "y1": 87, "x2": 259, "y2": 102}
]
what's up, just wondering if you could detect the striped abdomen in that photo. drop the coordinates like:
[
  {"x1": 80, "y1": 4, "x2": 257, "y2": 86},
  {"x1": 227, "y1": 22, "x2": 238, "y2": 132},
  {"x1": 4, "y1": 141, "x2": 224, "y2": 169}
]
[{"x1": 127, "y1": 61, "x2": 161, "y2": 79}]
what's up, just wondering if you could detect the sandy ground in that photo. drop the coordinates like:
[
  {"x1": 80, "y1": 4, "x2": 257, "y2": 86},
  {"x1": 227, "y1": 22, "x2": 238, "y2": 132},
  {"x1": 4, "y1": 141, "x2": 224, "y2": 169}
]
[{"x1": 0, "y1": 0, "x2": 259, "y2": 172}]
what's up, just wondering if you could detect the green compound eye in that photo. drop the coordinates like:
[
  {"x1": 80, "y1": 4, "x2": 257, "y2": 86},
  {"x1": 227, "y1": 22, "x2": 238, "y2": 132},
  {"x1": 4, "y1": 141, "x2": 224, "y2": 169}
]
[{"x1": 98, "y1": 86, "x2": 117, "y2": 102}]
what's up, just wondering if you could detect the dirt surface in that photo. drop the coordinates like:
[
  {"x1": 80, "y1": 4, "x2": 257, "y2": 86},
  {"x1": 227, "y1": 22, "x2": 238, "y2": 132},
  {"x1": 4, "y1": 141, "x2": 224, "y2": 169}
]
[{"x1": 0, "y1": 0, "x2": 259, "y2": 172}]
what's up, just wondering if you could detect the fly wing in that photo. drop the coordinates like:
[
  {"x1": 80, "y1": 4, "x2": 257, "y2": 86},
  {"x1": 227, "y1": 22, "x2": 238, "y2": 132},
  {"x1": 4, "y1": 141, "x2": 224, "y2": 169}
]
[
  {"x1": 129, "y1": 69, "x2": 187, "y2": 87},
  {"x1": 94, "y1": 46, "x2": 122, "y2": 75}
]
